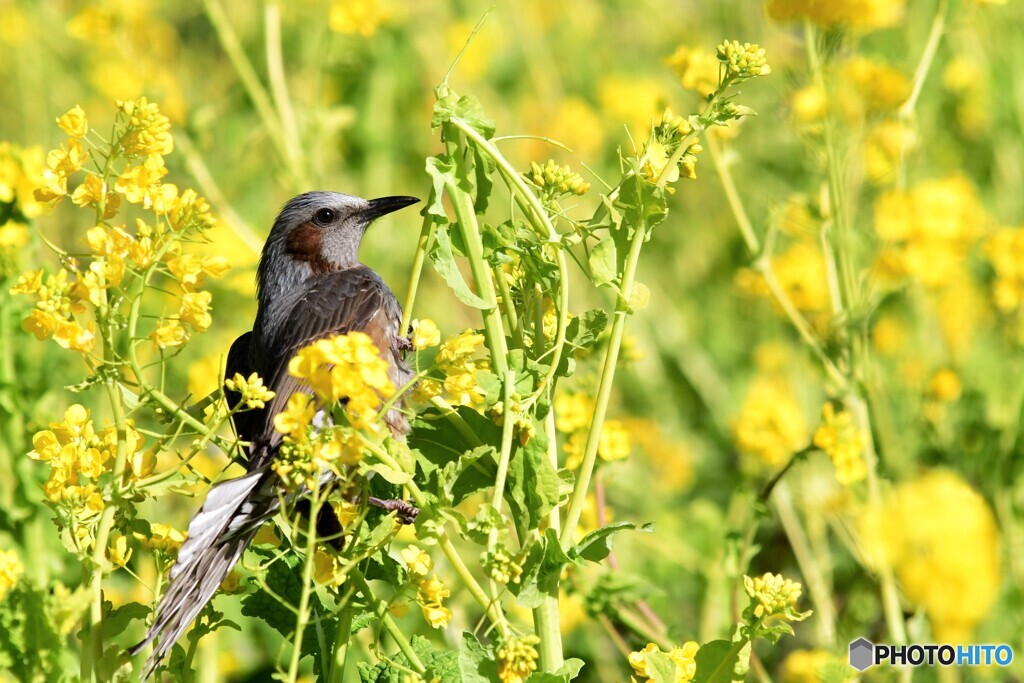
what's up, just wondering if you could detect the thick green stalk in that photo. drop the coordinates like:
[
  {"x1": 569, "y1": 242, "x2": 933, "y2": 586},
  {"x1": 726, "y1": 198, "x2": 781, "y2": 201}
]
[
  {"x1": 327, "y1": 587, "x2": 356, "y2": 683},
  {"x1": 287, "y1": 480, "x2": 322, "y2": 682},
  {"x1": 350, "y1": 570, "x2": 426, "y2": 674},
  {"x1": 560, "y1": 217, "x2": 647, "y2": 548},
  {"x1": 443, "y1": 171, "x2": 508, "y2": 376},
  {"x1": 400, "y1": 194, "x2": 438, "y2": 332},
  {"x1": 532, "y1": 411, "x2": 563, "y2": 671}
]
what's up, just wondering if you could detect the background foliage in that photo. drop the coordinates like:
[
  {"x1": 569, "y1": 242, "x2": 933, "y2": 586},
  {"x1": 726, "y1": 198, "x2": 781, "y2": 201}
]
[{"x1": 0, "y1": 0, "x2": 1022, "y2": 681}]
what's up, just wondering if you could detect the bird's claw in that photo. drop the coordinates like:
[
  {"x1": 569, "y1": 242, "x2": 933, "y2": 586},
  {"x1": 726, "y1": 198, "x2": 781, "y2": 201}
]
[{"x1": 367, "y1": 496, "x2": 419, "y2": 525}]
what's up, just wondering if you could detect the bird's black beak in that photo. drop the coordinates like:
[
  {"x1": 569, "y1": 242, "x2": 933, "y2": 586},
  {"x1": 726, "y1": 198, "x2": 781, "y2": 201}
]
[{"x1": 362, "y1": 196, "x2": 420, "y2": 221}]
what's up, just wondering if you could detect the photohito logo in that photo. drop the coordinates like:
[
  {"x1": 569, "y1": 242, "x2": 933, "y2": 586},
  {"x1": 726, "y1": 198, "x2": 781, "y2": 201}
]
[{"x1": 849, "y1": 638, "x2": 1014, "y2": 671}]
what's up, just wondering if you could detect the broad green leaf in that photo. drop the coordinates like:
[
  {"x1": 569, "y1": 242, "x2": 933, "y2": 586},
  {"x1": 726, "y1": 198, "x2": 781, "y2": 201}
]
[
  {"x1": 693, "y1": 639, "x2": 745, "y2": 683},
  {"x1": 458, "y1": 632, "x2": 499, "y2": 682},
  {"x1": 506, "y1": 431, "x2": 561, "y2": 530},
  {"x1": 646, "y1": 649, "x2": 681, "y2": 683},
  {"x1": 513, "y1": 528, "x2": 570, "y2": 609},
  {"x1": 432, "y1": 91, "x2": 496, "y2": 139},
  {"x1": 569, "y1": 521, "x2": 654, "y2": 564},
  {"x1": 424, "y1": 156, "x2": 455, "y2": 220},
  {"x1": 567, "y1": 309, "x2": 607, "y2": 349},
  {"x1": 428, "y1": 227, "x2": 493, "y2": 310},
  {"x1": 589, "y1": 237, "x2": 618, "y2": 288}
]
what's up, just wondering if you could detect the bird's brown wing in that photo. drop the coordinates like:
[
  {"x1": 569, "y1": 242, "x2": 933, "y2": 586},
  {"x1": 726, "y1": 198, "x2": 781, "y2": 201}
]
[{"x1": 248, "y1": 266, "x2": 393, "y2": 468}]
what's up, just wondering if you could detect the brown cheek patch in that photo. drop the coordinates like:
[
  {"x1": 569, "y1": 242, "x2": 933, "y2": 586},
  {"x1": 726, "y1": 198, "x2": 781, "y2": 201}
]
[{"x1": 286, "y1": 222, "x2": 333, "y2": 273}]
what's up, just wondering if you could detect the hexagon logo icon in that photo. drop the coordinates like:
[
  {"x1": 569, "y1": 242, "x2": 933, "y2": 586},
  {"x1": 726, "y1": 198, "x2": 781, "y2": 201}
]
[{"x1": 849, "y1": 637, "x2": 874, "y2": 671}]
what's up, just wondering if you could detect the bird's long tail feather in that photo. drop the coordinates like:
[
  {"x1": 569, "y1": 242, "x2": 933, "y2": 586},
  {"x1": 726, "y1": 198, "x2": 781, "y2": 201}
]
[{"x1": 130, "y1": 467, "x2": 280, "y2": 679}]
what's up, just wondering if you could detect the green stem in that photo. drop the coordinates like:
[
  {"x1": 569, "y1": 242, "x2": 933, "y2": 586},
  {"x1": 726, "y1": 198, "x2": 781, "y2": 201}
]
[
  {"x1": 287, "y1": 479, "x2": 322, "y2": 682},
  {"x1": 400, "y1": 195, "x2": 438, "y2": 332},
  {"x1": 264, "y1": 0, "x2": 305, "y2": 180},
  {"x1": 615, "y1": 607, "x2": 671, "y2": 650},
  {"x1": 772, "y1": 481, "x2": 835, "y2": 645},
  {"x1": 327, "y1": 586, "x2": 356, "y2": 683},
  {"x1": 443, "y1": 170, "x2": 508, "y2": 376},
  {"x1": 350, "y1": 570, "x2": 426, "y2": 674},
  {"x1": 560, "y1": 215, "x2": 647, "y2": 549},
  {"x1": 532, "y1": 412, "x2": 564, "y2": 671}
]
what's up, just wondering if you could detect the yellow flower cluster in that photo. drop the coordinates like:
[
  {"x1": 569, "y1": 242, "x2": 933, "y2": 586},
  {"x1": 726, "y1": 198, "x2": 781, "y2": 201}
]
[
  {"x1": 984, "y1": 225, "x2": 1024, "y2": 315},
  {"x1": 666, "y1": 46, "x2": 720, "y2": 96},
  {"x1": 0, "y1": 142, "x2": 47, "y2": 218},
  {"x1": 743, "y1": 572, "x2": 804, "y2": 619},
  {"x1": 434, "y1": 329, "x2": 489, "y2": 406},
  {"x1": 716, "y1": 41, "x2": 771, "y2": 79},
  {"x1": 628, "y1": 642, "x2": 700, "y2": 683},
  {"x1": 137, "y1": 523, "x2": 187, "y2": 554},
  {"x1": 859, "y1": 470, "x2": 1000, "y2": 641},
  {"x1": 288, "y1": 332, "x2": 396, "y2": 430},
  {"x1": 736, "y1": 242, "x2": 831, "y2": 330},
  {"x1": 329, "y1": 0, "x2": 391, "y2": 37},
  {"x1": 271, "y1": 394, "x2": 364, "y2": 491},
  {"x1": 812, "y1": 403, "x2": 866, "y2": 484},
  {"x1": 732, "y1": 377, "x2": 809, "y2": 468},
  {"x1": 525, "y1": 160, "x2": 590, "y2": 200},
  {"x1": 14, "y1": 101, "x2": 225, "y2": 354},
  {"x1": 780, "y1": 649, "x2": 853, "y2": 683},
  {"x1": 642, "y1": 108, "x2": 703, "y2": 184},
  {"x1": 481, "y1": 545, "x2": 523, "y2": 585},
  {"x1": 225, "y1": 372, "x2": 276, "y2": 410},
  {"x1": 873, "y1": 176, "x2": 986, "y2": 289},
  {"x1": 766, "y1": 0, "x2": 906, "y2": 31},
  {"x1": 409, "y1": 318, "x2": 440, "y2": 350},
  {"x1": 497, "y1": 634, "x2": 541, "y2": 683},
  {"x1": 11, "y1": 268, "x2": 95, "y2": 352},
  {"x1": 400, "y1": 545, "x2": 452, "y2": 629},
  {"x1": 0, "y1": 549, "x2": 23, "y2": 602},
  {"x1": 30, "y1": 404, "x2": 152, "y2": 502},
  {"x1": 555, "y1": 392, "x2": 632, "y2": 468}
]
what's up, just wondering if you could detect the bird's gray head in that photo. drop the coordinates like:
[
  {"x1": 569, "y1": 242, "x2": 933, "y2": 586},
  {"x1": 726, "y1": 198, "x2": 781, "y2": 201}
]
[
  {"x1": 254, "y1": 191, "x2": 418, "y2": 337},
  {"x1": 256, "y1": 191, "x2": 417, "y2": 299}
]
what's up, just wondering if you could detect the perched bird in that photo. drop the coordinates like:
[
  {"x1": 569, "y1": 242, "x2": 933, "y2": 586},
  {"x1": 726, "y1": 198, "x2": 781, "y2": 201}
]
[{"x1": 131, "y1": 192, "x2": 420, "y2": 678}]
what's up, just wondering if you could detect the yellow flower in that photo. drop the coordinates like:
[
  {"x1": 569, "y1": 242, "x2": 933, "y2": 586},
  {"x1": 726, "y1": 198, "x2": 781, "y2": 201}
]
[
  {"x1": 421, "y1": 602, "x2": 451, "y2": 629},
  {"x1": 225, "y1": 372, "x2": 277, "y2": 409},
  {"x1": 253, "y1": 524, "x2": 282, "y2": 547},
  {"x1": 115, "y1": 154, "x2": 168, "y2": 203},
  {"x1": 179, "y1": 290, "x2": 213, "y2": 332},
  {"x1": 166, "y1": 254, "x2": 231, "y2": 291},
  {"x1": 139, "y1": 523, "x2": 187, "y2": 553},
  {"x1": 151, "y1": 318, "x2": 187, "y2": 349},
  {"x1": 416, "y1": 575, "x2": 450, "y2": 605},
  {"x1": 716, "y1": 40, "x2": 771, "y2": 78},
  {"x1": 118, "y1": 97, "x2": 173, "y2": 157},
  {"x1": 812, "y1": 403, "x2": 866, "y2": 485},
  {"x1": 71, "y1": 174, "x2": 120, "y2": 219},
  {"x1": 35, "y1": 168, "x2": 67, "y2": 202},
  {"x1": 53, "y1": 318, "x2": 96, "y2": 353},
  {"x1": 329, "y1": 0, "x2": 391, "y2": 36},
  {"x1": 313, "y1": 549, "x2": 342, "y2": 587},
  {"x1": 859, "y1": 470, "x2": 1000, "y2": 641},
  {"x1": 410, "y1": 378, "x2": 443, "y2": 404},
  {"x1": 665, "y1": 45, "x2": 720, "y2": 95},
  {"x1": 56, "y1": 105, "x2": 89, "y2": 138},
  {"x1": 743, "y1": 572, "x2": 804, "y2": 619},
  {"x1": 598, "y1": 420, "x2": 631, "y2": 461},
  {"x1": 497, "y1": 635, "x2": 541, "y2": 683},
  {"x1": 554, "y1": 392, "x2": 593, "y2": 434},
  {"x1": 790, "y1": 84, "x2": 828, "y2": 125},
  {"x1": 732, "y1": 377, "x2": 809, "y2": 468},
  {"x1": 273, "y1": 393, "x2": 316, "y2": 438},
  {"x1": 927, "y1": 369, "x2": 961, "y2": 403},
  {"x1": 47, "y1": 139, "x2": 89, "y2": 175},
  {"x1": 108, "y1": 533, "x2": 132, "y2": 568},
  {"x1": 401, "y1": 545, "x2": 432, "y2": 576},
  {"x1": 288, "y1": 333, "x2": 395, "y2": 429},
  {"x1": 863, "y1": 119, "x2": 916, "y2": 184},
  {"x1": 9, "y1": 268, "x2": 43, "y2": 295},
  {"x1": 765, "y1": 0, "x2": 906, "y2": 31},
  {"x1": 780, "y1": 649, "x2": 852, "y2": 683},
  {"x1": 410, "y1": 318, "x2": 440, "y2": 349},
  {"x1": 0, "y1": 549, "x2": 24, "y2": 602}
]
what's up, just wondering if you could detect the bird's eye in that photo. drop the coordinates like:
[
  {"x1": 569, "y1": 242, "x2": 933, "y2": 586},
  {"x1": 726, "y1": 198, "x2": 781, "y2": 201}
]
[{"x1": 312, "y1": 208, "x2": 337, "y2": 226}]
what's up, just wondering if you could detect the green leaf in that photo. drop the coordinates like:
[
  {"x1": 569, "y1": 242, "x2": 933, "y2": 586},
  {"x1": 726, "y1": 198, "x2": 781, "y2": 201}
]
[
  {"x1": 646, "y1": 648, "x2": 681, "y2": 683},
  {"x1": 471, "y1": 143, "x2": 496, "y2": 213},
  {"x1": 433, "y1": 91, "x2": 496, "y2": 139},
  {"x1": 425, "y1": 156, "x2": 455, "y2": 220},
  {"x1": 458, "y1": 631, "x2": 499, "y2": 682},
  {"x1": 693, "y1": 639, "x2": 746, "y2": 683},
  {"x1": 367, "y1": 462, "x2": 411, "y2": 485},
  {"x1": 527, "y1": 657, "x2": 585, "y2": 682},
  {"x1": 569, "y1": 521, "x2": 653, "y2": 564},
  {"x1": 513, "y1": 528, "x2": 570, "y2": 609},
  {"x1": 428, "y1": 227, "x2": 493, "y2": 310},
  {"x1": 567, "y1": 309, "x2": 608, "y2": 349},
  {"x1": 589, "y1": 237, "x2": 618, "y2": 288},
  {"x1": 506, "y1": 431, "x2": 561, "y2": 530},
  {"x1": 101, "y1": 601, "x2": 150, "y2": 640}
]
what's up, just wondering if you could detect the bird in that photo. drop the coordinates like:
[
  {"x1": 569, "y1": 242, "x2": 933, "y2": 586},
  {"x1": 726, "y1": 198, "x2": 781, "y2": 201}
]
[{"x1": 130, "y1": 191, "x2": 420, "y2": 679}]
